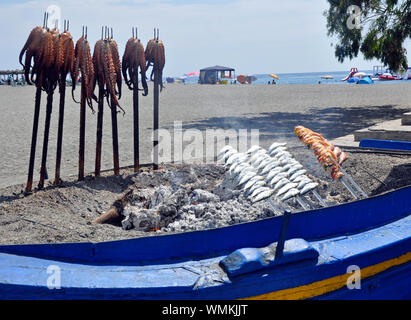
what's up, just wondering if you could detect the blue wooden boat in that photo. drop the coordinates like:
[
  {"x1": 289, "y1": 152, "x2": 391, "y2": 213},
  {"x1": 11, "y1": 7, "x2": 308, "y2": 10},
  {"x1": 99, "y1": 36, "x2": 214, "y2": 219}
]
[{"x1": 0, "y1": 185, "x2": 410, "y2": 300}]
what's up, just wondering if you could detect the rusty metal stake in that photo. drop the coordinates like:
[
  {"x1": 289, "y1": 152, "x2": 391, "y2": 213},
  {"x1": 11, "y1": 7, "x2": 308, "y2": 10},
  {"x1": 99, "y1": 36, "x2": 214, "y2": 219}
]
[
  {"x1": 95, "y1": 87, "x2": 104, "y2": 176},
  {"x1": 111, "y1": 96, "x2": 120, "y2": 175},
  {"x1": 54, "y1": 80, "x2": 66, "y2": 184},
  {"x1": 78, "y1": 80, "x2": 86, "y2": 181},
  {"x1": 133, "y1": 77, "x2": 140, "y2": 172},
  {"x1": 26, "y1": 87, "x2": 42, "y2": 193},
  {"x1": 153, "y1": 70, "x2": 159, "y2": 170},
  {"x1": 38, "y1": 89, "x2": 54, "y2": 189}
]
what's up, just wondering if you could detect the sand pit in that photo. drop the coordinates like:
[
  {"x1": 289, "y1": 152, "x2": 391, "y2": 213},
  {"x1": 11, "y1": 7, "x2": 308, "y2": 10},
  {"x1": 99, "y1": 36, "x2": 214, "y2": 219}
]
[{"x1": 1, "y1": 148, "x2": 410, "y2": 245}]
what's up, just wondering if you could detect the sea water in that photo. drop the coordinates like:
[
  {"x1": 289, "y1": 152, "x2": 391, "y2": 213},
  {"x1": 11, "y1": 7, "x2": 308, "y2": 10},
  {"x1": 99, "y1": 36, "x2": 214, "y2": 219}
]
[{"x1": 176, "y1": 70, "x2": 410, "y2": 85}]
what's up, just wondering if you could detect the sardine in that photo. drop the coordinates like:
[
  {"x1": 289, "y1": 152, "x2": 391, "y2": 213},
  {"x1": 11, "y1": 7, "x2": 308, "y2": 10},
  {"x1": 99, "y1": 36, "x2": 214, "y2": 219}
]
[
  {"x1": 247, "y1": 145, "x2": 262, "y2": 155},
  {"x1": 269, "y1": 172, "x2": 288, "y2": 185},
  {"x1": 290, "y1": 169, "x2": 307, "y2": 181},
  {"x1": 245, "y1": 181, "x2": 267, "y2": 196},
  {"x1": 273, "y1": 178, "x2": 290, "y2": 191},
  {"x1": 265, "y1": 167, "x2": 284, "y2": 182},
  {"x1": 277, "y1": 182, "x2": 299, "y2": 197},
  {"x1": 252, "y1": 189, "x2": 275, "y2": 203},
  {"x1": 268, "y1": 142, "x2": 287, "y2": 153},
  {"x1": 269, "y1": 146, "x2": 288, "y2": 156},
  {"x1": 276, "y1": 152, "x2": 293, "y2": 161},
  {"x1": 238, "y1": 172, "x2": 257, "y2": 185},
  {"x1": 281, "y1": 188, "x2": 300, "y2": 201},
  {"x1": 222, "y1": 150, "x2": 237, "y2": 162},
  {"x1": 243, "y1": 176, "x2": 265, "y2": 190},
  {"x1": 300, "y1": 182, "x2": 319, "y2": 195},
  {"x1": 260, "y1": 162, "x2": 280, "y2": 175},
  {"x1": 297, "y1": 178, "x2": 313, "y2": 189},
  {"x1": 250, "y1": 187, "x2": 272, "y2": 199},
  {"x1": 287, "y1": 164, "x2": 304, "y2": 176},
  {"x1": 293, "y1": 175, "x2": 310, "y2": 182},
  {"x1": 225, "y1": 153, "x2": 241, "y2": 165},
  {"x1": 218, "y1": 145, "x2": 235, "y2": 158}
]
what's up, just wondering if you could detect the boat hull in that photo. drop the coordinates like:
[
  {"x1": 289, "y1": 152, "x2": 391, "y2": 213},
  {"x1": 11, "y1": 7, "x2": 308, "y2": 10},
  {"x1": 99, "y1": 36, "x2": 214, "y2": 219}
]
[{"x1": 0, "y1": 186, "x2": 410, "y2": 300}]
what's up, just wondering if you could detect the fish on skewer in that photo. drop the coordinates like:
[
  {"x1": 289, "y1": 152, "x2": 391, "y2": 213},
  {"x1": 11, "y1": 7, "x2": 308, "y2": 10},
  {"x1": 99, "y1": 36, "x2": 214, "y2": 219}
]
[
  {"x1": 218, "y1": 145, "x2": 235, "y2": 159},
  {"x1": 268, "y1": 142, "x2": 287, "y2": 153},
  {"x1": 281, "y1": 188, "x2": 300, "y2": 201},
  {"x1": 269, "y1": 172, "x2": 289, "y2": 186},
  {"x1": 300, "y1": 182, "x2": 319, "y2": 195},
  {"x1": 252, "y1": 189, "x2": 275, "y2": 203},
  {"x1": 245, "y1": 181, "x2": 267, "y2": 196},
  {"x1": 287, "y1": 164, "x2": 304, "y2": 176},
  {"x1": 273, "y1": 178, "x2": 290, "y2": 191},
  {"x1": 277, "y1": 182, "x2": 298, "y2": 197},
  {"x1": 249, "y1": 186, "x2": 272, "y2": 199},
  {"x1": 290, "y1": 169, "x2": 307, "y2": 181}
]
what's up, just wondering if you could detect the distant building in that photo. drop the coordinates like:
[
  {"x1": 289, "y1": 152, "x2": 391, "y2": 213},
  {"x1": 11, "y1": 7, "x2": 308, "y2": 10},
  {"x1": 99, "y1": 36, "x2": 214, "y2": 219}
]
[{"x1": 199, "y1": 65, "x2": 235, "y2": 84}]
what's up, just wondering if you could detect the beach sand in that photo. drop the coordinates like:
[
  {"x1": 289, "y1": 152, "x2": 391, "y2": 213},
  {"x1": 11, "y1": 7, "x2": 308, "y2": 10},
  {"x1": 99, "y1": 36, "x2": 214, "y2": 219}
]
[{"x1": 0, "y1": 82, "x2": 411, "y2": 244}]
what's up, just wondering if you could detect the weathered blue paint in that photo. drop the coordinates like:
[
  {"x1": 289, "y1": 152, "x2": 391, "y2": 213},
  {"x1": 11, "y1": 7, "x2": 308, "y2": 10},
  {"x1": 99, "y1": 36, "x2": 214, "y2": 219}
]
[
  {"x1": 0, "y1": 187, "x2": 410, "y2": 299},
  {"x1": 0, "y1": 186, "x2": 410, "y2": 265},
  {"x1": 220, "y1": 238, "x2": 319, "y2": 277},
  {"x1": 360, "y1": 139, "x2": 411, "y2": 151}
]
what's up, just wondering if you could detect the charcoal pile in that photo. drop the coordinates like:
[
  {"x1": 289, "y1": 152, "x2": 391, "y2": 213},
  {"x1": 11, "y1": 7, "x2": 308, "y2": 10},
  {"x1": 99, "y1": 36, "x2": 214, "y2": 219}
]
[{"x1": 109, "y1": 163, "x2": 282, "y2": 233}]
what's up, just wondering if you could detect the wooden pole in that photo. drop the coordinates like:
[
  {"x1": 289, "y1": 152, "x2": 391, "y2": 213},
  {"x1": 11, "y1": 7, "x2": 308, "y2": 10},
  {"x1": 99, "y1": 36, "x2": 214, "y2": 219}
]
[
  {"x1": 153, "y1": 70, "x2": 159, "y2": 170},
  {"x1": 26, "y1": 87, "x2": 42, "y2": 193},
  {"x1": 111, "y1": 97, "x2": 120, "y2": 175},
  {"x1": 38, "y1": 88, "x2": 54, "y2": 189},
  {"x1": 133, "y1": 76, "x2": 140, "y2": 172},
  {"x1": 95, "y1": 87, "x2": 104, "y2": 176},
  {"x1": 54, "y1": 80, "x2": 66, "y2": 184},
  {"x1": 78, "y1": 80, "x2": 86, "y2": 181}
]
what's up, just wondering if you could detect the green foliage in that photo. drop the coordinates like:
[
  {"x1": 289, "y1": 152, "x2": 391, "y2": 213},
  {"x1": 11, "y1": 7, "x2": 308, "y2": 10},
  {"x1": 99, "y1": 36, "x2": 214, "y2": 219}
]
[{"x1": 324, "y1": 0, "x2": 411, "y2": 71}]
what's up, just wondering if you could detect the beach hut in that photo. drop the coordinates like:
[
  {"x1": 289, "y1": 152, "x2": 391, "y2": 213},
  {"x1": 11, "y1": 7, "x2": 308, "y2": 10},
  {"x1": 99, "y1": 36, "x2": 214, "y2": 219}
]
[{"x1": 199, "y1": 65, "x2": 235, "y2": 84}]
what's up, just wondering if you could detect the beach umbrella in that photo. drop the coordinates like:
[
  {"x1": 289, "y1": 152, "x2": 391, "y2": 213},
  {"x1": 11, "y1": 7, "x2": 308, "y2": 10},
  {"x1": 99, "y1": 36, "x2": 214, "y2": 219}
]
[
  {"x1": 269, "y1": 73, "x2": 279, "y2": 80},
  {"x1": 353, "y1": 72, "x2": 366, "y2": 78},
  {"x1": 185, "y1": 72, "x2": 199, "y2": 77}
]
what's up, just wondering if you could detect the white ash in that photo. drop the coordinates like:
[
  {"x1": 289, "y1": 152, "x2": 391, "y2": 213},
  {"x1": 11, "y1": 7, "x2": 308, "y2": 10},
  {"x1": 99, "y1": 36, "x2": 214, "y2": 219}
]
[{"x1": 120, "y1": 164, "x2": 281, "y2": 232}]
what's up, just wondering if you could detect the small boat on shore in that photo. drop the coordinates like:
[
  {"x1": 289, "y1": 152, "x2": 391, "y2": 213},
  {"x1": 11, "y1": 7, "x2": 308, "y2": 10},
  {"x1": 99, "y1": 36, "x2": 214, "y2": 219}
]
[{"x1": 0, "y1": 184, "x2": 410, "y2": 300}]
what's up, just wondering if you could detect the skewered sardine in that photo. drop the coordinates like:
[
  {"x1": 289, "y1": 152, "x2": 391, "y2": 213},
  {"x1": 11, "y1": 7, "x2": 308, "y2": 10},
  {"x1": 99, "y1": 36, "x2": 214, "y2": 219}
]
[
  {"x1": 277, "y1": 182, "x2": 298, "y2": 197},
  {"x1": 273, "y1": 178, "x2": 290, "y2": 191},
  {"x1": 281, "y1": 188, "x2": 300, "y2": 201},
  {"x1": 287, "y1": 164, "x2": 304, "y2": 176},
  {"x1": 300, "y1": 182, "x2": 319, "y2": 195},
  {"x1": 297, "y1": 178, "x2": 313, "y2": 189},
  {"x1": 290, "y1": 169, "x2": 307, "y2": 181},
  {"x1": 238, "y1": 172, "x2": 257, "y2": 185},
  {"x1": 252, "y1": 189, "x2": 275, "y2": 203},
  {"x1": 246, "y1": 181, "x2": 267, "y2": 196},
  {"x1": 265, "y1": 167, "x2": 284, "y2": 182},
  {"x1": 269, "y1": 172, "x2": 289, "y2": 185},
  {"x1": 250, "y1": 186, "x2": 272, "y2": 199},
  {"x1": 268, "y1": 142, "x2": 287, "y2": 153},
  {"x1": 243, "y1": 175, "x2": 265, "y2": 190}
]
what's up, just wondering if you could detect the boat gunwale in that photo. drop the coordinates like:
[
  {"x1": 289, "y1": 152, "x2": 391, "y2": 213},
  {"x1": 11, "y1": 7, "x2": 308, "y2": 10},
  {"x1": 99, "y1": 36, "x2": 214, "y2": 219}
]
[{"x1": 0, "y1": 185, "x2": 410, "y2": 265}]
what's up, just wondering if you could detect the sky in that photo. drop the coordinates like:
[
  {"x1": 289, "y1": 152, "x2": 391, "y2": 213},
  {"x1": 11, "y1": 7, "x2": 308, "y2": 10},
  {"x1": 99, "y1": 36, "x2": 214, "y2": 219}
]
[{"x1": 0, "y1": 0, "x2": 410, "y2": 77}]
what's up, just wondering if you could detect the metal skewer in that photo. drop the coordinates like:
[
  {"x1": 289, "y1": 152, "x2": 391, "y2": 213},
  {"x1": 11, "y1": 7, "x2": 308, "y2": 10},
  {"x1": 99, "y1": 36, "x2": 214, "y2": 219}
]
[
  {"x1": 340, "y1": 177, "x2": 359, "y2": 199},
  {"x1": 312, "y1": 190, "x2": 328, "y2": 207},
  {"x1": 296, "y1": 195, "x2": 310, "y2": 210}
]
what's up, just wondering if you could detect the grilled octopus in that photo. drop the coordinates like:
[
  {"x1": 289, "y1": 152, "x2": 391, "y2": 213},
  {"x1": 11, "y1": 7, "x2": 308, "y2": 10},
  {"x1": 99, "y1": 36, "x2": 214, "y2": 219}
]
[
  {"x1": 55, "y1": 28, "x2": 75, "y2": 85},
  {"x1": 145, "y1": 35, "x2": 165, "y2": 91},
  {"x1": 122, "y1": 36, "x2": 148, "y2": 96},
  {"x1": 72, "y1": 36, "x2": 95, "y2": 111},
  {"x1": 19, "y1": 25, "x2": 59, "y2": 90},
  {"x1": 295, "y1": 125, "x2": 347, "y2": 180},
  {"x1": 92, "y1": 35, "x2": 124, "y2": 114}
]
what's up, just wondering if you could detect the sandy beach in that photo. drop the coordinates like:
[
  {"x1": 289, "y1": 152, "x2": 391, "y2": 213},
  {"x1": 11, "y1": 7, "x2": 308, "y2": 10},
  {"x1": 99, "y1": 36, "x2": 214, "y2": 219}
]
[
  {"x1": 0, "y1": 82, "x2": 410, "y2": 188},
  {"x1": 0, "y1": 82, "x2": 411, "y2": 244}
]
